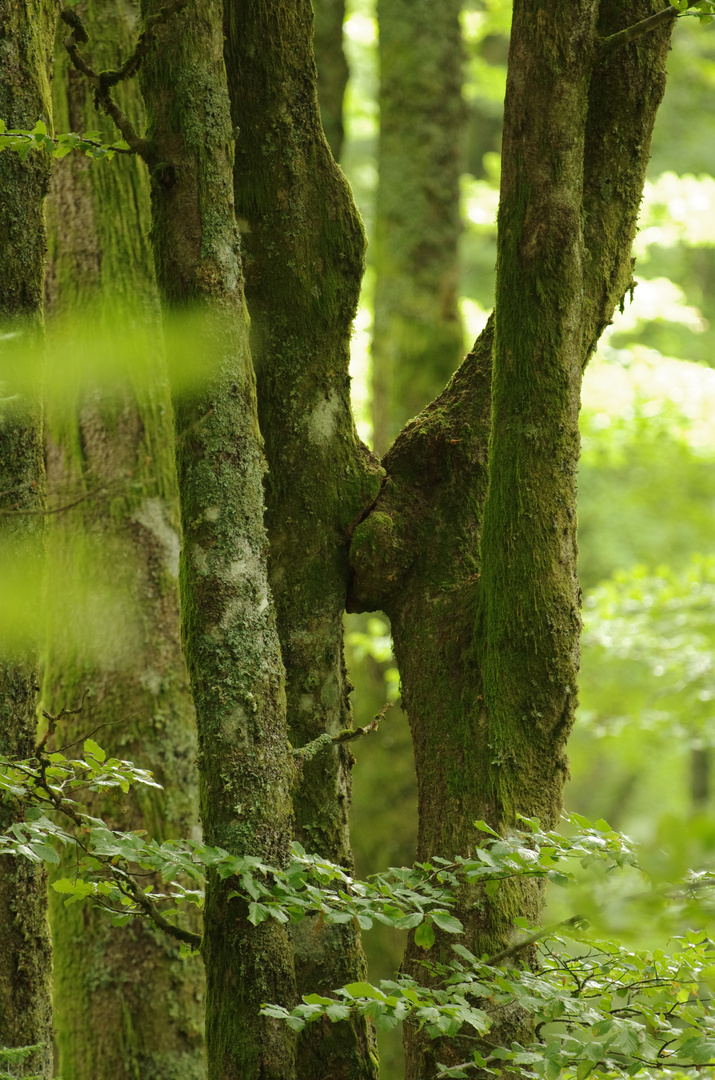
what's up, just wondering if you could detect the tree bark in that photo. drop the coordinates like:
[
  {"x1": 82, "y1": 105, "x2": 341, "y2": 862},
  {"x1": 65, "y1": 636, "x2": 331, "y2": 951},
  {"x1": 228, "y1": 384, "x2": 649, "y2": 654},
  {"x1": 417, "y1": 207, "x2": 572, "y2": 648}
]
[
  {"x1": 43, "y1": 4, "x2": 206, "y2": 1076},
  {"x1": 139, "y1": 3, "x2": 297, "y2": 1077},
  {"x1": 350, "y1": 1, "x2": 675, "y2": 1076},
  {"x1": 371, "y1": 0, "x2": 465, "y2": 455},
  {"x1": 0, "y1": 2, "x2": 56, "y2": 1074},
  {"x1": 224, "y1": 2, "x2": 382, "y2": 1076}
]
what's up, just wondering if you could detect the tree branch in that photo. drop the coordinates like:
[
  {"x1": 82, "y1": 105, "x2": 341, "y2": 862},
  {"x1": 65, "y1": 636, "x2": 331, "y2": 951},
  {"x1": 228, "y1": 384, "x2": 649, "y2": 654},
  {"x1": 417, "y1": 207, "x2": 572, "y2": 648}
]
[
  {"x1": 29, "y1": 744, "x2": 202, "y2": 950},
  {"x1": 599, "y1": 6, "x2": 678, "y2": 55},
  {"x1": 120, "y1": 875, "x2": 202, "y2": 949},
  {"x1": 59, "y1": 0, "x2": 190, "y2": 163},
  {"x1": 580, "y1": 2, "x2": 675, "y2": 361},
  {"x1": 487, "y1": 915, "x2": 584, "y2": 966},
  {"x1": 35, "y1": 689, "x2": 89, "y2": 755},
  {"x1": 294, "y1": 703, "x2": 393, "y2": 762}
]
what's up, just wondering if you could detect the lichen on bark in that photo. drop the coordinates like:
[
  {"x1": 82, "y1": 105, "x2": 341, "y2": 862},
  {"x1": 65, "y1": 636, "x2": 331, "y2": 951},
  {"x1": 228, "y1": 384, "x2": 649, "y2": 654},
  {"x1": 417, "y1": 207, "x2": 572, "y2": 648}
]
[
  {"x1": 139, "y1": 2, "x2": 297, "y2": 1076},
  {"x1": 224, "y1": 2, "x2": 382, "y2": 1075}
]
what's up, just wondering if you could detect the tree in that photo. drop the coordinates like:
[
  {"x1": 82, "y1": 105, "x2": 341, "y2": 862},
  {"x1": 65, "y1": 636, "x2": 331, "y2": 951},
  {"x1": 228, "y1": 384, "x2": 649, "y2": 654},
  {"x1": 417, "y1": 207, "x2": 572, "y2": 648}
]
[
  {"x1": 43, "y1": 2, "x2": 205, "y2": 1075},
  {"x1": 0, "y1": 1, "x2": 701, "y2": 1078},
  {"x1": 312, "y1": 0, "x2": 349, "y2": 161},
  {"x1": 371, "y1": 0, "x2": 466, "y2": 454},
  {"x1": 0, "y1": 2, "x2": 56, "y2": 1075}
]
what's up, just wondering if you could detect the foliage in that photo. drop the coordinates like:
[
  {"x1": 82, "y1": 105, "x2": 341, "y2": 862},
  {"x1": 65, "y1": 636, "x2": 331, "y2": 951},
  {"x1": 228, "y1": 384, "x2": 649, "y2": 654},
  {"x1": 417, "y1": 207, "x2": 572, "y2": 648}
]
[
  {"x1": 0, "y1": 119, "x2": 129, "y2": 162},
  {"x1": 4, "y1": 736, "x2": 715, "y2": 1079},
  {"x1": 0, "y1": 1045, "x2": 47, "y2": 1080},
  {"x1": 582, "y1": 558, "x2": 715, "y2": 741},
  {"x1": 674, "y1": 0, "x2": 715, "y2": 23}
]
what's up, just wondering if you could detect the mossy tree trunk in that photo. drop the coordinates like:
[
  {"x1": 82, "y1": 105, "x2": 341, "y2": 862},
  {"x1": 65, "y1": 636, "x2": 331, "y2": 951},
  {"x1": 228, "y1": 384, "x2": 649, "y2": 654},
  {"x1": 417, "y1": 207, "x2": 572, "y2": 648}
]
[
  {"x1": 350, "y1": 2, "x2": 675, "y2": 1076},
  {"x1": 43, "y1": 4, "x2": 206, "y2": 1077},
  {"x1": 371, "y1": 0, "x2": 465, "y2": 455},
  {"x1": 0, "y1": 2, "x2": 56, "y2": 1074},
  {"x1": 224, "y1": 3, "x2": 381, "y2": 1076},
  {"x1": 139, "y1": 3, "x2": 297, "y2": 1077}
]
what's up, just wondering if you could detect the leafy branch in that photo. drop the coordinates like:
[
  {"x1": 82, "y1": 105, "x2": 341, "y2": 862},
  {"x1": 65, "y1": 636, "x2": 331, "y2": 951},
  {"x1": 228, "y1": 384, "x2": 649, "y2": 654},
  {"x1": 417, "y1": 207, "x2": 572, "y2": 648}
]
[
  {"x1": 294, "y1": 702, "x2": 393, "y2": 763},
  {"x1": 599, "y1": 1, "x2": 714, "y2": 56},
  {"x1": 1, "y1": 720, "x2": 202, "y2": 949},
  {"x1": 59, "y1": 0, "x2": 189, "y2": 163},
  {"x1": 0, "y1": 119, "x2": 130, "y2": 163},
  {"x1": 5, "y1": 736, "x2": 715, "y2": 1077}
]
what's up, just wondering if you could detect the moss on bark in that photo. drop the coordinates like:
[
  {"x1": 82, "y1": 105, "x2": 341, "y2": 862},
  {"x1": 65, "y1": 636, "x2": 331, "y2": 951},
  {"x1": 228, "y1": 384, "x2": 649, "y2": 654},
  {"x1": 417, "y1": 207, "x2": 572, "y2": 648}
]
[
  {"x1": 372, "y1": 0, "x2": 465, "y2": 455},
  {"x1": 352, "y1": 3, "x2": 676, "y2": 1076},
  {"x1": 224, "y1": 3, "x2": 382, "y2": 1076},
  {"x1": 139, "y1": 3, "x2": 297, "y2": 1076},
  {"x1": 42, "y1": 6, "x2": 206, "y2": 1075},
  {"x1": 0, "y1": 2, "x2": 56, "y2": 1074}
]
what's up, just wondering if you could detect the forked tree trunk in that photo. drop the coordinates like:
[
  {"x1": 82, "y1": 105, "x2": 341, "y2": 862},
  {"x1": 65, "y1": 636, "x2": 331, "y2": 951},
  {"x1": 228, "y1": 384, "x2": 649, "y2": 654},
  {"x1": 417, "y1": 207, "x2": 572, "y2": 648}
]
[
  {"x1": 224, "y1": 3, "x2": 382, "y2": 1076},
  {"x1": 0, "y1": 3, "x2": 56, "y2": 1074},
  {"x1": 350, "y1": 1, "x2": 675, "y2": 1076},
  {"x1": 43, "y1": 4, "x2": 206, "y2": 1076}
]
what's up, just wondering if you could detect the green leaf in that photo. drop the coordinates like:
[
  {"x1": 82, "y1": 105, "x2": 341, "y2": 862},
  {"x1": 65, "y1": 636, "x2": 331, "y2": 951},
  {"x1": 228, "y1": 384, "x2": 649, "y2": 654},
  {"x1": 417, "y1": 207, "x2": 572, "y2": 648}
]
[
  {"x1": 414, "y1": 919, "x2": 435, "y2": 949},
  {"x1": 84, "y1": 738, "x2": 106, "y2": 762},
  {"x1": 545, "y1": 1057, "x2": 561, "y2": 1080},
  {"x1": 678, "y1": 1036, "x2": 715, "y2": 1063},
  {"x1": 29, "y1": 842, "x2": 59, "y2": 865},
  {"x1": 432, "y1": 911, "x2": 463, "y2": 934},
  {"x1": 344, "y1": 982, "x2": 386, "y2": 1000},
  {"x1": 285, "y1": 1015, "x2": 306, "y2": 1031},
  {"x1": 247, "y1": 902, "x2": 269, "y2": 926},
  {"x1": 375, "y1": 1012, "x2": 399, "y2": 1032},
  {"x1": 395, "y1": 911, "x2": 424, "y2": 930},
  {"x1": 325, "y1": 1003, "x2": 351, "y2": 1023},
  {"x1": 303, "y1": 994, "x2": 333, "y2": 1006}
]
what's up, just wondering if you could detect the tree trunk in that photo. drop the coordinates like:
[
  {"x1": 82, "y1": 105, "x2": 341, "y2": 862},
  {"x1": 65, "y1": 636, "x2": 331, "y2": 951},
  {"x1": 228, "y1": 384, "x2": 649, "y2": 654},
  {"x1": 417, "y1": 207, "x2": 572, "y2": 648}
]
[
  {"x1": 312, "y1": 0, "x2": 348, "y2": 161},
  {"x1": 350, "y1": 1, "x2": 675, "y2": 1076},
  {"x1": 43, "y1": 6, "x2": 206, "y2": 1076},
  {"x1": 139, "y1": 3, "x2": 297, "y2": 1076},
  {"x1": 0, "y1": 2, "x2": 56, "y2": 1074},
  {"x1": 371, "y1": 0, "x2": 465, "y2": 455},
  {"x1": 224, "y1": 3, "x2": 382, "y2": 1076}
]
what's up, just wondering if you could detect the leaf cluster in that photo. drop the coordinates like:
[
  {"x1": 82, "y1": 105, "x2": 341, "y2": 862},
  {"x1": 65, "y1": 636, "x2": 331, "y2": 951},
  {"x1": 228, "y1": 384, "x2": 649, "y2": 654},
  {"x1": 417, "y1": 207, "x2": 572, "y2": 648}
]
[
  {"x1": 0, "y1": 119, "x2": 129, "y2": 162},
  {"x1": 676, "y1": 0, "x2": 715, "y2": 24},
  {"x1": 5, "y1": 742, "x2": 715, "y2": 1077}
]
